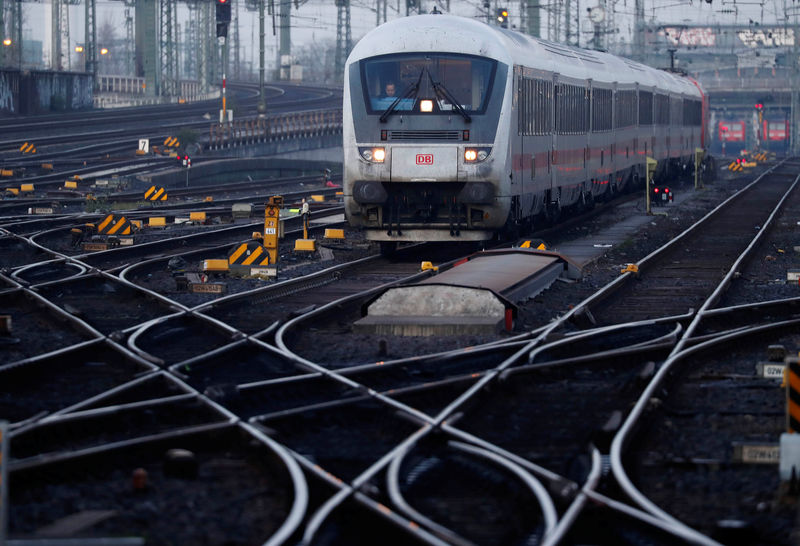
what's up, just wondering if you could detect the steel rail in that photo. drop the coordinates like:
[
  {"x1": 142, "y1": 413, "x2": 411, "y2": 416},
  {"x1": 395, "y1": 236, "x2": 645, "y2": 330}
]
[
  {"x1": 609, "y1": 168, "x2": 800, "y2": 540},
  {"x1": 384, "y1": 441, "x2": 512, "y2": 546},
  {"x1": 568, "y1": 160, "x2": 784, "y2": 321},
  {"x1": 606, "y1": 317, "x2": 800, "y2": 543},
  {"x1": 526, "y1": 320, "x2": 684, "y2": 366},
  {"x1": 239, "y1": 422, "x2": 310, "y2": 546},
  {"x1": 541, "y1": 447, "x2": 603, "y2": 546},
  {"x1": 299, "y1": 424, "x2": 452, "y2": 546},
  {"x1": 10, "y1": 258, "x2": 88, "y2": 284}
]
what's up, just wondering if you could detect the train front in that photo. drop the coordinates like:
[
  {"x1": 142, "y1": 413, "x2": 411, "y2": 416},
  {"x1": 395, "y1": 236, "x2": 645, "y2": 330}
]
[{"x1": 342, "y1": 15, "x2": 512, "y2": 244}]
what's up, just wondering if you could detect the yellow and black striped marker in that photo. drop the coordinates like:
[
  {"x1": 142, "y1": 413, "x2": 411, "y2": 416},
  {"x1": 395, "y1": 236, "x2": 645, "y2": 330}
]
[
  {"x1": 19, "y1": 141, "x2": 36, "y2": 154},
  {"x1": 144, "y1": 186, "x2": 167, "y2": 201},
  {"x1": 163, "y1": 136, "x2": 180, "y2": 148},
  {"x1": 228, "y1": 241, "x2": 271, "y2": 267},
  {"x1": 97, "y1": 214, "x2": 134, "y2": 236},
  {"x1": 728, "y1": 161, "x2": 743, "y2": 172},
  {"x1": 786, "y1": 356, "x2": 800, "y2": 433}
]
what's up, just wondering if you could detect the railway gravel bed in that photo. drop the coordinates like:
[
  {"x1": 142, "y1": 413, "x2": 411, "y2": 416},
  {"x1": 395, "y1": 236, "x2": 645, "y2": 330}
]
[
  {"x1": 285, "y1": 172, "x2": 763, "y2": 366},
  {"x1": 6, "y1": 161, "x2": 800, "y2": 544},
  {"x1": 626, "y1": 325, "x2": 800, "y2": 543},
  {"x1": 8, "y1": 426, "x2": 295, "y2": 546}
]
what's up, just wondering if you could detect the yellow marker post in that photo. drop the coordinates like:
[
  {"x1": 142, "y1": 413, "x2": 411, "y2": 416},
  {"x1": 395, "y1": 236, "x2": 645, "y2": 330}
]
[
  {"x1": 264, "y1": 196, "x2": 283, "y2": 265},
  {"x1": 694, "y1": 148, "x2": 704, "y2": 190},
  {"x1": 787, "y1": 356, "x2": 800, "y2": 433},
  {"x1": 646, "y1": 157, "x2": 657, "y2": 215}
]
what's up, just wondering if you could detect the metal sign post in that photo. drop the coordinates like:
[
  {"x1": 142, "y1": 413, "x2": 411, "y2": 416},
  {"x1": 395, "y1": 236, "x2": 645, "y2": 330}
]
[
  {"x1": 694, "y1": 148, "x2": 705, "y2": 190},
  {"x1": 264, "y1": 196, "x2": 283, "y2": 265},
  {"x1": 645, "y1": 157, "x2": 657, "y2": 215}
]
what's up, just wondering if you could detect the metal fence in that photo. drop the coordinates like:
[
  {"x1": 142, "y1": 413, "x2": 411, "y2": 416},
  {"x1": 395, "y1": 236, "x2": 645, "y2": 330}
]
[{"x1": 207, "y1": 109, "x2": 343, "y2": 149}]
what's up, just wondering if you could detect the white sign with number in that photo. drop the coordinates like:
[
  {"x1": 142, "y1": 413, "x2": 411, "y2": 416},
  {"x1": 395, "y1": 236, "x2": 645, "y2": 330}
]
[{"x1": 138, "y1": 139, "x2": 149, "y2": 153}]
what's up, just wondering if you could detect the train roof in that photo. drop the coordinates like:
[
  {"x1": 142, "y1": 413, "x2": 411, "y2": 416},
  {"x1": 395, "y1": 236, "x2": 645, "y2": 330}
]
[{"x1": 347, "y1": 14, "x2": 701, "y2": 98}]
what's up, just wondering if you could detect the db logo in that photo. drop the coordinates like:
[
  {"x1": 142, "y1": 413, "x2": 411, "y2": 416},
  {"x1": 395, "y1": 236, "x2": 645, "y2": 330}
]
[{"x1": 416, "y1": 154, "x2": 434, "y2": 165}]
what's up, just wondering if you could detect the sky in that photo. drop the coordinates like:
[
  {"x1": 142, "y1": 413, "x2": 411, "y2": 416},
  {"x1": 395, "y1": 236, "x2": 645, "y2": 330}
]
[{"x1": 19, "y1": 0, "x2": 798, "y2": 71}]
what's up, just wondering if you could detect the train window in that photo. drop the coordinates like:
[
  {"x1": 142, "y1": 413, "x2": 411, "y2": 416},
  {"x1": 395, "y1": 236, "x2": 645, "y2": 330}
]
[
  {"x1": 654, "y1": 94, "x2": 670, "y2": 125},
  {"x1": 556, "y1": 83, "x2": 588, "y2": 134},
  {"x1": 360, "y1": 53, "x2": 497, "y2": 114},
  {"x1": 683, "y1": 99, "x2": 702, "y2": 126},
  {"x1": 639, "y1": 91, "x2": 653, "y2": 125},
  {"x1": 517, "y1": 77, "x2": 553, "y2": 136},
  {"x1": 614, "y1": 90, "x2": 636, "y2": 129},
  {"x1": 592, "y1": 88, "x2": 612, "y2": 132},
  {"x1": 670, "y1": 97, "x2": 682, "y2": 126}
]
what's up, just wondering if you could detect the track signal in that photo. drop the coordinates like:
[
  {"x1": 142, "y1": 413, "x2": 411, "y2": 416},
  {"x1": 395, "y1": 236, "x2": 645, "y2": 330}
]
[
  {"x1": 216, "y1": 0, "x2": 231, "y2": 37},
  {"x1": 216, "y1": 0, "x2": 231, "y2": 22},
  {"x1": 496, "y1": 7, "x2": 509, "y2": 28}
]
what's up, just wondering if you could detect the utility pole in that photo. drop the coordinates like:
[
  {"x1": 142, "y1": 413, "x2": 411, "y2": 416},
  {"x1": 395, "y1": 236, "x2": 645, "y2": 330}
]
[
  {"x1": 522, "y1": 0, "x2": 540, "y2": 37},
  {"x1": 124, "y1": 1, "x2": 135, "y2": 76},
  {"x1": 257, "y1": 0, "x2": 266, "y2": 113},
  {"x1": 633, "y1": 0, "x2": 644, "y2": 61},
  {"x1": 335, "y1": 0, "x2": 351, "y2": 82},
  {"x1": 233, "y1": 0, "x2": 240, "y2": 78},
  {"x1": 277, "y1": 0, "x2": 290, "y2": 79},
  {"x1": 792, "y1": 19, "x2": 799, "y2": 154},
  {"x1": 85, "y1": 0, "x2": 97, "y2": 84},
  {"x1": 161, "y1": 0, "x2": 179, "y2": 97},
  {"x1": 257, "y1": 0, "x2": 266, "y2": 114},
  {"x1": 13, "y1": 0, "x2": 21, "y2": 68},
  {"x1": 51, "y1": 0, "x2": 69, "y2": 70}
]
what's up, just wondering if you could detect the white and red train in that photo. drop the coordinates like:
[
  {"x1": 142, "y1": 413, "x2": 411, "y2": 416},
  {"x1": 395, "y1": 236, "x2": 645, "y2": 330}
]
[{"x1": 343, "y1": 14, "x2": 708, "y2": 245}]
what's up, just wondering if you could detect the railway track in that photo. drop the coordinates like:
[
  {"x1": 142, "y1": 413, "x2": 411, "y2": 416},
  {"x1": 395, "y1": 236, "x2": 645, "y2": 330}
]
[
  {"x1": 3, "y1": 159, "x2": 800, "y2": 544},
  {"x1": 581, "y1": 160, "x2": 799, "y2": 325}
]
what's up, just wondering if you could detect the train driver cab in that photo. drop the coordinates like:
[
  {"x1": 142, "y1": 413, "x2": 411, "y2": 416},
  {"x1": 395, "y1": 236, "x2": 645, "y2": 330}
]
[{"x1": 361, "y1": 53, "x2": 497, "y2": 117}]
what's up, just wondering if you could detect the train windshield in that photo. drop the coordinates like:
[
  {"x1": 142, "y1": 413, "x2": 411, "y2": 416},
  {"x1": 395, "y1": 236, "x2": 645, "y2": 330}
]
[{"x1": 361, "y1": 53, "x2": 496, "y2": 114}]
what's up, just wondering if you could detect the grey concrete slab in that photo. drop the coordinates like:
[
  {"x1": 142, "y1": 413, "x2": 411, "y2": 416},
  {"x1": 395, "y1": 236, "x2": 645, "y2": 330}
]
[{"x1": 553, "y1": 190, "x2": 696, "y2": 267}]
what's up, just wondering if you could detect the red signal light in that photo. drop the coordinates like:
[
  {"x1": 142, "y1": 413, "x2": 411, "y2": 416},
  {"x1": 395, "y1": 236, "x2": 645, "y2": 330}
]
[
  {"x1": 755, "y1": 103, "x2": 763, "y2": 109},
  {"x1": 654, "y1": 187, "x2": 659, "y2": 193}
]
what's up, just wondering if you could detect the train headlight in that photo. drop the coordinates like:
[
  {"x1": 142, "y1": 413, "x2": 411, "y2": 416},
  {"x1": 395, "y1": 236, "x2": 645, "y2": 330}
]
[
  {"x1": 359, "y1": 147, "x2": 386, "y2": 163},
  {"x1": 420, "y1": 99, "x2": 434, "y2": 113},
  {"x1": 464, "y1": 148, "x2": 491, "y2": 163}
]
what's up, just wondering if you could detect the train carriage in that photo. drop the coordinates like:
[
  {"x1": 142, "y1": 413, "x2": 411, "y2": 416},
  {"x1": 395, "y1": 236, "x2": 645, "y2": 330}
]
[
  {"x1": 343, "y1": 14, "x2": 707, "y2": 245},
  {"x1": 762, "y1": 118, "x2": 789, "y2": 155},
  {"x1": 717, "y1": 120, "x2": 746, "y2": 157}
]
